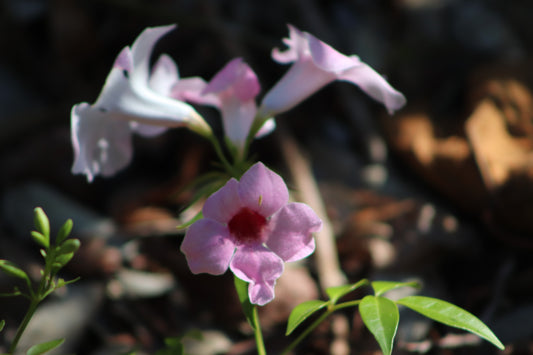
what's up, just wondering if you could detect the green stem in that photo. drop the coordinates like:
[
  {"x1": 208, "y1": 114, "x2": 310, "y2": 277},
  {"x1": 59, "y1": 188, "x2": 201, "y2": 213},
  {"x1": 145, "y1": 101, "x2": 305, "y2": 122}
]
[
  {"x1": 8, "y1": 246, "x2": 57, "y2": 354},
  {"x1": 252, "y1": 306, "x2": 267, "y2": 355},
  {"x1": 280, "y1": 300, "x2": 363, "y2": 355},
  {"x1": 208, "y1": 136, "x2": 238, "y2": 177},
  {"x1": 8, "y1": 298, "x2": 40, "y2": 354},
  {"x1": 281, "y1": 311, "x2": 331, "y2": 355},
  {"x1": 333, "y1": 299, "x2": 362, "y2": 311}
]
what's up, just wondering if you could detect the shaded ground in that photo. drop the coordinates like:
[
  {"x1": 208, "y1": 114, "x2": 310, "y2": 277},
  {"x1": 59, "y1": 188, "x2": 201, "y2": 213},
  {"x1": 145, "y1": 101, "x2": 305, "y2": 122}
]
[{"x1": 1, "y1": 0, "x2": 533, "y2": 354}]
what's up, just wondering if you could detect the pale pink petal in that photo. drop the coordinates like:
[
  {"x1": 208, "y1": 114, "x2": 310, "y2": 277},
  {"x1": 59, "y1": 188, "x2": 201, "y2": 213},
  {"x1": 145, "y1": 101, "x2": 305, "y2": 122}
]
[
  {"x1": 266, "y1": 203, "x2": 322, "y2": 262},
  {"x1": 230, "y1": 244, "x2": 284, "y2": 305},
  {"x1": 338, "y1": 60, "x2": 407, "y2": 114},
  {"x1": 181, "y1": 219, "x2": 235, "y2": 275},
  {"x1": 113, "y1": 47, "x2": 133, "y2": 71},
  {"x1": 238, "y1": 162, "x2": 289, "y2": 217},
  {"x1": 149, "y1": 54, "x2": 179, "y2": 95},
  {"x1": 308, "y1": 32, "x2": 358, "y2": 72},
  {"x1": 202, "y1": 178, "x2": 242, "y2": 224},
  {"x1": 203, "y1": 58, "x2": 260, "y2": 101},
  {"x1": 71, "y1": 103, "x2": 133, "y2": 182},
  {"x1": 259, "y1": 57, "x2": 334, "y2": 118},
  {"x1": 171, "y1": 77, "x2": 220, "y2": 106},
  {"x1": 271, "y1": 25, "x2": 306, "y2": 63}
]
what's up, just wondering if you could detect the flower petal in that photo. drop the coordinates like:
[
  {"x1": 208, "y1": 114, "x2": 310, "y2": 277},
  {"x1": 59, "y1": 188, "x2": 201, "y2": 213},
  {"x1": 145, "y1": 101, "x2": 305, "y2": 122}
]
[
  {"x1": 94, "y1": 65, "x2": 204, "y2": 129},
  {"x1": 308, "y1": 32, "x2": 358, "y2": 73},
  {"x1": 129, "y1": 121, "x2": 167, "y2": 137},
  {"x1": 149, "y1": 54, "x2": 179, "y2": 95},
  {"x1": 238, "y1": 162, "x2": 289, "y2": 217},
  {"x1": 113, "y1": 47, "x2": 133, "y2": 72},
  {"x1": 230, "y1": 244, "x2": 284, "y2": 305},
  {"x1": 181, "y1": 219, "x2": 235, "y2": 275},
  {"x1": 202, "y1": 58, "x2": 260, "y2": 101},
  {"x1": 259, "y1": 57, "x2": 334, "y2": 117},
  {"x1": 260, "y1": 25, "x2": 406, "y2": 118},
  {"x1": 129, "y1": 24, "x2": 176, "y2": 87},
  {"x1": 171, "y1": 77, "x2": 219, "y2": 106},
  {"x1": 266, "y1": 202, "x2": 322, "y2": 262},
  {"x1": 338, "y1": 60, "x2": 406, "y2": 114},
  {"x1": 202, "y1": 178, "x2": 242, "y2": 224},
  {"x1": 71, "y1": 103, "x2": 133, "y2": 182},
  {"x1": 271, "y1": 24, "x2": 307, "y2": 63}
]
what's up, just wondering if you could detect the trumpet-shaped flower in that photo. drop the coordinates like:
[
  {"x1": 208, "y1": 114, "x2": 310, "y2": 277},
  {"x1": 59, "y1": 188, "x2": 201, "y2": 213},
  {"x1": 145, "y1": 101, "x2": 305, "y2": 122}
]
[
  {"x1": 71, "y1": 24, "x2": 211, "y2": 182},
  {"x1": 180, "y1": 162, "x2": 322, "y2": 305},
  {"x1": 258, "y1": 25, "x2": 406, "y2": 118},
  {"x1": 172, "y1": 58, "x2": 261, "y2": 153}
]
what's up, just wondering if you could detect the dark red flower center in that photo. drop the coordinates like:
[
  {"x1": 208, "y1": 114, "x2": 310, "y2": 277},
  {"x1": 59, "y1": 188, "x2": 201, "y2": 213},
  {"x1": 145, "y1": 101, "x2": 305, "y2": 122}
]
[{"x1": 228, "y1": 207, "x2": 267, "y2": 243}]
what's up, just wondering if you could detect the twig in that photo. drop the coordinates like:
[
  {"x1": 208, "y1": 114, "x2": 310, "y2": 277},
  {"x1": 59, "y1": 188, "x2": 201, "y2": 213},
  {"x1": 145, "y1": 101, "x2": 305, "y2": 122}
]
[
  {"x1": 279, "y1": 128, "x2": 346, "y2": 290},
  {"x1": 279, "y1": 127, "x2": 349, "y2": 355}
]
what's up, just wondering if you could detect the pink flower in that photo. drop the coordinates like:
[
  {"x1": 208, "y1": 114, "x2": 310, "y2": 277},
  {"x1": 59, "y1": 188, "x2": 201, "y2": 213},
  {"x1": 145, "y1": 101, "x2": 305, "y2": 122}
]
[
  {"x1": 180, "y1": 162, "x2": 322, "y2": 305},
  {"x1": 71, "y1": 25, "x2": 211, "y2": 182},
  {"x1": 258, "y1": 25, "x2": 406, "y2": 118},
  {"x1": 172, "y1": 58, "x2": 261, "y2": 153}
]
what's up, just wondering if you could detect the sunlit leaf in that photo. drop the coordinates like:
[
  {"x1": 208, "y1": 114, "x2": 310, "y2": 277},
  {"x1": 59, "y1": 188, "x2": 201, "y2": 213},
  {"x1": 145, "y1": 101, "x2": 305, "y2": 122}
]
[
  {"x1": 0, "y1": 320, "x2": 5, "y2": 332},
  {"x1": 286, "y1": 300, "x2": 328, "y2": 335},
  {"x1": 371, "y1": 281, "x2": 420, "y2": 297},
  {"x1": 397, "y1": 296, "x2": 504, "y2": 350},
  {"x1": 31, "y1": 231, "x2": 48, "y2": 249},
  {"x1": 0, "y1": 260, "x2": 30, "y2": 282},
  {"x1": 53, "y1": 253, "x2": 74, "y2": 268},
  {"x1": 234, "y1": 276, "x2": 255, "y2": 329},
  {"x1": 27, "y1": 338, "x2": 64, "y2": 355},
  {"x1": 326, "y1": 279, "x2": 368, "y2": 304},
  {"x1": 176, "y1": 210, "x2": 203, "y2": 230},
  {"x1": 33, "y1": 207, "x2": 50, "y2": 240},
  {"x1": 56, "y1": 219, "x2": 73, "y2": 245},
  {"x1": 359, "y1": 295, "x2": 399, "y2": 355},
  {"x1": 57, "y1": 239, "x2": 81, "y2": 255}
]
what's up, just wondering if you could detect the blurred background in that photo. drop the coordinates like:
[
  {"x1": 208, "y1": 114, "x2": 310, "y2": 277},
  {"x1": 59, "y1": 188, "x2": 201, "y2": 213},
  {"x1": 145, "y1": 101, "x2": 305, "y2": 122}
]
[{"x1": 1, "y1": 0, "x2": 533, "y2": 354}]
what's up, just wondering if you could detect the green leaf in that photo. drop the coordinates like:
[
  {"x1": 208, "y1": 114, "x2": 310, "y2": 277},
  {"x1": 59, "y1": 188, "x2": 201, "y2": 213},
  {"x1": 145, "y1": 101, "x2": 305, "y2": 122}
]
[
  {"x1": 155, "y1": 337, "x2": 184, "y2": 355},
  {"x1": 397, "y1": 296, "x2": 504, "y2": 350},
  {"x1": 286, "y1": 300, "x2": 328, "y2": 335},
  {"x1": 57, "y1": 239, "x2": 81, "y2": 255},
  {"x1": 56, "y1": 219, "x2": 73, "y2": 245},
  {"x1": 176, "y1": 210, "x2": 203, "y2": 230},
  {"x1": 33, "y1": 208, "x2": 50, "y2": 240},
  {"x1": 234, "y1": 276, "x2": 255, "y2": 329},
  {"x1": 326, "y1": 279, "x2": 369, "y2": 304},
  {"x1": 0, "y1": 320, "x2": 5, "y2": 332},
  {"x1": 371, "y1": 281, "x2": 421, "y2": 297},
  {"x1": 31, "y1": 231, "x2": 48, "y2": 249},
  {"x1": 54, "y1": 253, "x2": 75, "y2": 268},
  {"x1": 0, "y1": 260, "x2": 30, "y2": 282},
  {"x1": 27, "y1": 338, "x2": 65, "y2": 355},
  {"x1": 359, "y1": 295, "x2": 399, "y2": 355}
]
